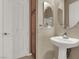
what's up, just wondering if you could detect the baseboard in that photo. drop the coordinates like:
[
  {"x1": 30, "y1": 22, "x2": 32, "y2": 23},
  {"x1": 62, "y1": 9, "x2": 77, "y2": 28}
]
[
  {"x1": 17, "y1": 52, "x2": 32, "y2": 58},
  {"x1": 26, "y1": 53, "x2": 32, "y2": 56}
]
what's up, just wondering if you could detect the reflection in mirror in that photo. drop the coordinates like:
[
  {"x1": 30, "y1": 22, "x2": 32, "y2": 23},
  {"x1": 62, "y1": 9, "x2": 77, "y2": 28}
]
[
  {"x1": 69, "y1": 0, "x2": 79, "y2": 28},
  {"x1": 58, "y1": 8, "x2": 63, "y2": 27},
  {"x1": 57, "y1": 1, "x2": 65, "y2": 28},
  {"x1": 43, "y1": 2, "x2": 53, "y2": 28}
]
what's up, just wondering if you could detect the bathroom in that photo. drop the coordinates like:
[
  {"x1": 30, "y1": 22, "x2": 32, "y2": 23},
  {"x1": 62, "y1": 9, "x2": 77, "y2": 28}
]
[
  {"x1": 37, "y1": 0, "x2": 79, "y2": 59},
  {"x1": 0, "y1": 0, "x2": 79, "y2": 59}
]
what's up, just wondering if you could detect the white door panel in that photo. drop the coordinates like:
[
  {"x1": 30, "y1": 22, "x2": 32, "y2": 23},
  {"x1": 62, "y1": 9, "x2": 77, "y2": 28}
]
[
  {"x1": 3, "y1": 39, "x2": 13, "y2": 59},
  {"x1": 3, "y1": 0, "x2": 14, "y2": 59},
  {"x1": 0, "y1": 39, "x2": 3, "y2": 59},
  {"x1": 3, "y1": 0, "x2": 13, "y2": 33},
  {"x1": 0, "y1": 0, "x2": 3, "y2": 58}
]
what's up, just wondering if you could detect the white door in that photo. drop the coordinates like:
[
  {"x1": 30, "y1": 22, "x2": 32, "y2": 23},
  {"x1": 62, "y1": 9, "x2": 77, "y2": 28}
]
[
  {"x1": 0, "y1": 0, "x2": 14, "y2": 59},
  {"x1": 3, "y1": 0, "x2": 14, "y2": 59},
  {"x1": 0, "y1": 0, "x2": 3, "y2": 59}
]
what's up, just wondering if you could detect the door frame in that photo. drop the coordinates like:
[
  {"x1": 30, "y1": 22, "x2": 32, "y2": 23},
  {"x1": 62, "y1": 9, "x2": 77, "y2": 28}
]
[{"x1": 29, "y1": 0, "x2": 37, "y2": 58}]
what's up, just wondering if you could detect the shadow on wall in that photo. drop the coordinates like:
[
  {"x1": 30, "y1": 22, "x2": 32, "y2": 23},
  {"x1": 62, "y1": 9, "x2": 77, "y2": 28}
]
[
  {"x1": 43, "y1": 50, "x2": 56, "y2": 59},
  {"x1": 69, "y1": 0, "x2": 78, "y2": 4}
]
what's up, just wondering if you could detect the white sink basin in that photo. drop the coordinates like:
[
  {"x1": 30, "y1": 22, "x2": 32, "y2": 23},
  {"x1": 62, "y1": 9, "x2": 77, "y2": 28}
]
[
  {"x1": 50, "y1": 36, "x2": 79, "y2": 48},
  {"x1": 50, "y1": 36, "x2": 79, "y2": 59}
]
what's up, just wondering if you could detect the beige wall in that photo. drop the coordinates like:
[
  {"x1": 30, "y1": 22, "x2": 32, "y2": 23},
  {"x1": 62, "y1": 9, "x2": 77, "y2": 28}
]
[
  {"x1": 37, "y1": 0, "x2": 57, "y2": 59},
  {"x1": 37, "y1": 0, "x2": 64, "y2": 59}
]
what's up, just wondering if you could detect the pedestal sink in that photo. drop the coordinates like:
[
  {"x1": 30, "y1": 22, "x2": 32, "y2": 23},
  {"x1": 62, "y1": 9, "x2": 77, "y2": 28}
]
[{"x1": 50, "y1": 36, "x2": 79, "y2": 59}]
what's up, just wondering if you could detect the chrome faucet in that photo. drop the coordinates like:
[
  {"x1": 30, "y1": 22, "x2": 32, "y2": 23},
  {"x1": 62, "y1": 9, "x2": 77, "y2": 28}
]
[{"x1": 63, "y1": 32, "x2": 69, "y2": 39}]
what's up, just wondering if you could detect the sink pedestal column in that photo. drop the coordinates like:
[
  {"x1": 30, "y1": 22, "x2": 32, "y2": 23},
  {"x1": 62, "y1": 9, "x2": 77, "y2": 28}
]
[{"x1": 58, "y1": 48, "x2": 67, "y2": 59}]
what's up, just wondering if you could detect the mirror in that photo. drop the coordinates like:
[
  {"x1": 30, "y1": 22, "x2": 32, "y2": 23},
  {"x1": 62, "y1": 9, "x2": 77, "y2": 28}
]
[
  {"x1": 58, "y1": 8, "x2": 64, "y2": 27},
  {"x1": 58, "y1": 0, "x2": 79, "y2": 29},
  {"x1": 68, "y1": 0, "x2": 79, "y2": 29},
  {"x1": 57, "y1": 1, "x2": 65, "y2": 28},
  {"x1": 43, "y1": 2, "x2": 54, "y2": 28}
]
